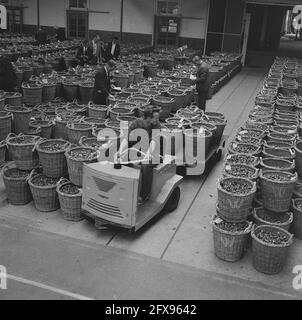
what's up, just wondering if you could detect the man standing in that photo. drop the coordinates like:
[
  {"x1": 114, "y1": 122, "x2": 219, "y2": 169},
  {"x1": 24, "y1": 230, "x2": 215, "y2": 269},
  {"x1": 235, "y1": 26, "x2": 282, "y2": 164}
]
[
  {"x1": 192, "y1": 56, "x2": 210, "y2": 111},
  {"x1": 76, "y1": 39, "x2": 93, "y2": 66},
  {"x1": 106, "y1": 37, "x2": 121, "y2": 61},
  {"x1": 93, "y1": 59, "x2": 116, "y2": 105},
  {"x1": 116, "y1": 106, "x2": 161, "y2": 203}
]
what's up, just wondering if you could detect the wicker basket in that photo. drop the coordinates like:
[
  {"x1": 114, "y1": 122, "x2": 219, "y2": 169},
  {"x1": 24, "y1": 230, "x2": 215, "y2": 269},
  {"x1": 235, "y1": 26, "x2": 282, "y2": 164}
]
[
  {"x1": 36, "y1": 139, "x2": 70, "y2": 178},
  {"x1": 57, "y1": 181, "x2": 83, "y2": 221},
  {"x1": 260, "y1": 157, "x2": 295, "y2": 173},
  {"x1": 4, "y1": 105, "x2": 31, "y2": 135},
  {"x1": 22, "y1": 84, "x2": 43, "y2": 106},
  {"x1": 29, "y1": 120, "x2": 54, "y2": 139},
  {"x1": 223, "y1": 164, "x2": 259, "y2": 181},
  {"x1": 153, "y1": 96, "x2": 175, "y2": 121},
  {"x1": 2, "y1": 164, "x2": 32, "y2": 205},
  {"x1": 42, "y1": 83, "x2": 56, "y2": 103},
  {"x1": 63, "y1": 82, "x2": 79, "y2": 101},
  {"x1": 253, "y1": 207, "x2": 293, "y2": 231},
  {"x1": 217, "y1": 177, "x2": 256, "y2": 223},
  {"x1": 168, "y1": 89, "x2": 187, "y2": 112},
  {"x1": 251, "y1": 225, "x2": 293, "y2": 274},
  {"x1": 260, "y1": 170, "x2": 297, "y2": 213},
  {"x1": 28, "y1": 174, "x2": 60, "y2": 212},
  {"x1": 262, "y1": 147, "x2": 295, "y2": 160},
  {"x1": 113, "y1": 73, "x2": 129, "y2": 88},
  {"x1": 6, "y1": 134, "x2": 41, "y2": 170},
  {"x1": 88, "y1": 102, "x2": 108, "y2": 119},
  {"x1": 291, "y1": 199, "x2": 302, "y2": 239},
  {"x1": 79, "y1": 83, "x2": 94, "y2": 104},
  {"x1": 109, "y1": 106, "x2": 136, "y2": 121},
  {"x1": 225, "y1": 153, "x2": 260, "y2": 167},
  {"x1": 0, "y1": 111, "x2": 12, "y2": 141},
  {"x1": 212, "y1": 217, "x2": 252, "y2": 262},
  {"x1": 67, "y1": 122, "x2": 94, "y2": 145},
  {"x1": 228, "y1": 142, "x2": 261, "y2": 156},
  {"x1": 4, "y1": 92, "x2": 22, "y2": 107},
  {"x1": 65, "y1": 147, "x2": 99, "y2": 186}
]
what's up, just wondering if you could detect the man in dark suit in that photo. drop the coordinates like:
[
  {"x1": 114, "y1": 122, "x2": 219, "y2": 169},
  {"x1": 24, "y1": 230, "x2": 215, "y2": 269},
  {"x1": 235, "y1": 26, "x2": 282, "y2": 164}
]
[
  {"x1": 106, "y1": 37, "x2": 121, "y2": 61},
  {"x1": 76, "y1": 40, "x2": 93, "y2": 66},
  {"x1": 192, "y1": 56, "x2": 210, "y2": 111},
  {"x1": 93, "y1": 60, "x2": 117, "y2": 105}
]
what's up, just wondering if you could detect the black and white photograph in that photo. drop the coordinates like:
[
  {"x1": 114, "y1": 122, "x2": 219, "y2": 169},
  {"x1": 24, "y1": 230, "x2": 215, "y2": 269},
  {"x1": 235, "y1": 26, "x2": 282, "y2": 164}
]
[{"x1": 0, "y1": 0, "x2": 301, "y2": 304}]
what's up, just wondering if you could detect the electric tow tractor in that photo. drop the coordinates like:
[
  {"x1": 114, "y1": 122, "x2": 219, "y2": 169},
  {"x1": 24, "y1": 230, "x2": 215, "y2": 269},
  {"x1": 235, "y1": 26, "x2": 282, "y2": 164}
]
[{"x1": 82, "y1": 149, "x2": 183, "y2": 232}]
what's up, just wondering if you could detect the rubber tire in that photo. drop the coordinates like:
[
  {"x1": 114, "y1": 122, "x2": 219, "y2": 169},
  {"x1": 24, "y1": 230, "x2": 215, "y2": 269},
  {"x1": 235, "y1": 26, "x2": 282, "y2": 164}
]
[{"x1": 164, "y1": 186, "x2": 181, "y2": 213}]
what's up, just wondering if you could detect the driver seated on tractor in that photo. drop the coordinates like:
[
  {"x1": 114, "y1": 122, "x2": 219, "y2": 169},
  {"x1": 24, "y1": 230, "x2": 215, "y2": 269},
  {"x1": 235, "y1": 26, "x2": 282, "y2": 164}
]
[{"x1": 115, "y1": 106, "x2": 162, "y2": 204}]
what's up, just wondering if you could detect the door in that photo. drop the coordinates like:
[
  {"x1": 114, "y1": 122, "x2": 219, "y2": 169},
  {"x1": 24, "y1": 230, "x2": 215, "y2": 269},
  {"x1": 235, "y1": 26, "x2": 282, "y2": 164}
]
[
  {"x1": 154, "y1": 15, "x2": 180, "y2": 47},
  {"x1": 67, "y1": 10, "x2": 88, "y2": 39},
  {"x1": 241, "y1": 13, "x2": 251, "y2": 66}
]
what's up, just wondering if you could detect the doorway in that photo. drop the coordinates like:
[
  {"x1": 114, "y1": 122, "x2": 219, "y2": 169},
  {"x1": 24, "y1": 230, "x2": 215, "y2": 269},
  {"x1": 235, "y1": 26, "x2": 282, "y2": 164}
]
[{"x1": 154, "y1": 15, "x2": 181, "y2": 47}]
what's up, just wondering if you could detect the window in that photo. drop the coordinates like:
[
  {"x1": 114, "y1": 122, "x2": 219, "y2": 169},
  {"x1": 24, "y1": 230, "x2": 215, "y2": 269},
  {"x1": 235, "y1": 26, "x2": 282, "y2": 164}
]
[
  {"x1": 157, "y1": 0, "x2": 180, "y2": 16},
  {"x1": 67, "y1": 11, "x2": 88, "y2": 38},
  {"x1": 69, "y1": 0, "x2": 87, "y2": 9}
]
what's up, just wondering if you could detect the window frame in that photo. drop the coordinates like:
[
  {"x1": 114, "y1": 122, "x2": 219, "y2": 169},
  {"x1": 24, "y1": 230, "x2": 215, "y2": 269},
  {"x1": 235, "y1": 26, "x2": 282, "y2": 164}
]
[{"x1": 156, "y1": 0, "x2": 181, "y2": 16}]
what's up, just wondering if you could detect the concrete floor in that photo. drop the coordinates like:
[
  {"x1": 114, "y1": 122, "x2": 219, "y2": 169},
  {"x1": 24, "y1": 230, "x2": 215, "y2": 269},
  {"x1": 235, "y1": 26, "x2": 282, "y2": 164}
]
[{"x1": 0, "y1": 67, "x2": 302, "y2": 300}]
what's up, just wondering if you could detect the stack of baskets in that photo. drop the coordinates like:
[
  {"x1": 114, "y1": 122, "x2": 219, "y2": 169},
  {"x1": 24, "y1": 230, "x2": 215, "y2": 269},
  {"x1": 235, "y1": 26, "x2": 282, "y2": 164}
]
[{"x1": 213, "y1": 56, "x2": 302, "y2": 274}]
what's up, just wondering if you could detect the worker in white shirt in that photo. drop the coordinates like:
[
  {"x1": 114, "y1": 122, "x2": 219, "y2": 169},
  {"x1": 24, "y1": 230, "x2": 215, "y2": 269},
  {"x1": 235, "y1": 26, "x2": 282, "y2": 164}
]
[
  {"x1": 91, "y1": 34, "x2": 105, "y2": 65},
  {"x1": 106, "y1": 36, "x2": 121, "y2": 61}
]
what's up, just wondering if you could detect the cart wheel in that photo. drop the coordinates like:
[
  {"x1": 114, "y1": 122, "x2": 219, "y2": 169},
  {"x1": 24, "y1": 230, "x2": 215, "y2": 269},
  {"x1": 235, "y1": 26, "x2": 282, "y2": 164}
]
[{"x1": 164, "y1": 187, "x2": 181, "y2": 213}]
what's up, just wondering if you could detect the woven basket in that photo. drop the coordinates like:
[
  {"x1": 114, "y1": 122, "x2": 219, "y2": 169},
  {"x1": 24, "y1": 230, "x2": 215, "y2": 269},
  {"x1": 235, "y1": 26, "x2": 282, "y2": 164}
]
[
  {"x1": 65, "y1": 147, "x2": 99, "y2": 186},
  {"x1": 57, "y1": 181, "x2": 83, "y2": 221},
  {"x1": 225, "y1": 153, "x2": 260, "y2": 167},
  {"x1": 264, "y1": 140, "x2": 294, "y2": 149},
  {"x1": 228, "y1": 142, "x2": 261, "y2": 156},
  {"x1": 79, "y1": 83, "x2": 94, "y2": 104},
  {"x1": 28, "y1": 174, "x2": 60, "y2": 212},
  {"x1": 4, "y1": 92, "x2": 22, "y2": 107},
  {"x1": 223, "y1": 164, "x2": 259, "y2": 181},
  {"x1": 260, "y1": 157, "x2": 295, "y2": 173},
  {"x1": 217, "y1": 177, "x2": 256, "y2": 223},
  {"x1": 109, "y1": 107, "x2": 136, "y2": 121},
  {"x1": 42, "y1": 83, "x2": 56, "y2": 103},
  {"x1": 0, "y1": 111, "x2": 12, "y2": 141},
  {"x1": 212, "y1": 217, "x2": 252, "y2": 262},
  {"x1": 63, "y1": 82, "x2": 79, "y2": 101},
  {"x1": 253, "y1": 207, "x2": 293, "y2": 231},
  {"x1": 113, "y1": 73, "x2": 129, "y2": 88},
  {"x1": 260, "y1": 170, "x2": 297, "y2": 213},
  {"x1": 4, "y1": 105, "x2": 31, "y2": 135},
  {"x1": 36, "y1": 139, "x2": 70, "y2": 178},
  {"x1": 291, "y1": 199, "x2": 302, "y2": 239},
  {"x1": 168, "y1": 89, "x2": 187, "y2": 112},
  {"x1": 251, "y1": 225, "x2": 293, "y2": 274},
  {"x1": 67, "y1": 122, "x2": 94, "y2": 145},
  {"x1": 22, "y1": 84, "x2": 43, "y2": 106},
  {"x1": 6, "y1": 134, "x2": 41, "y2": 170},
  {"x1": 3, "y1": 165, "x2": 32, "y2": 205},
  {"x1": 29, "y1": 120, "x2": 54, "y2": 139},
  {"x1": 88, "y1": 102, "x2": 108, "y2": 119},
  {"x1": 262, "y1": 147, "x2": 295, "y2": 160},
  {"x1": 2, "y1": 164, "x2": 32, "y2": 205},
  {"x1": 153, "y1": 96, "x2": 175, "y2": 121}
]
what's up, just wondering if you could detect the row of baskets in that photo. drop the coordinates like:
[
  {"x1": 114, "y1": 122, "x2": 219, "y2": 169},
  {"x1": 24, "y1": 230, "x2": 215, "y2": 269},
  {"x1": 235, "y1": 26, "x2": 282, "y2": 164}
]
[{"x1": 213, "y1": 57, "x2": 302, "y2": 275}]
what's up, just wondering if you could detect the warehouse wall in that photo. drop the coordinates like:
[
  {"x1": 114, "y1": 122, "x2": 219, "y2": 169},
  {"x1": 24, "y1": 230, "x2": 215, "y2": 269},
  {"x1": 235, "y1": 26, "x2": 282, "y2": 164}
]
[{"x1": 19, "y1": 0, "x2": 208, "y2": 49}]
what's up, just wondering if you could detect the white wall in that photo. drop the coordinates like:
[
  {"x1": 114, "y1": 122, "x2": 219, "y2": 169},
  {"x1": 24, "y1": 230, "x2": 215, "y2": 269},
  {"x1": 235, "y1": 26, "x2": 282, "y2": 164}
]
[
  {"x1": 20, "y1": 0, "x2": 209, "y2": 39},
  {"x1": 22, "y1": 0, "x2": 66, "y2": 27},
  {"x1": 89, "y1": 0, "x2": 154, "y2": 34},
  {"x1": 180, "y1": 0, "x2": 208, "y2": 39}
]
